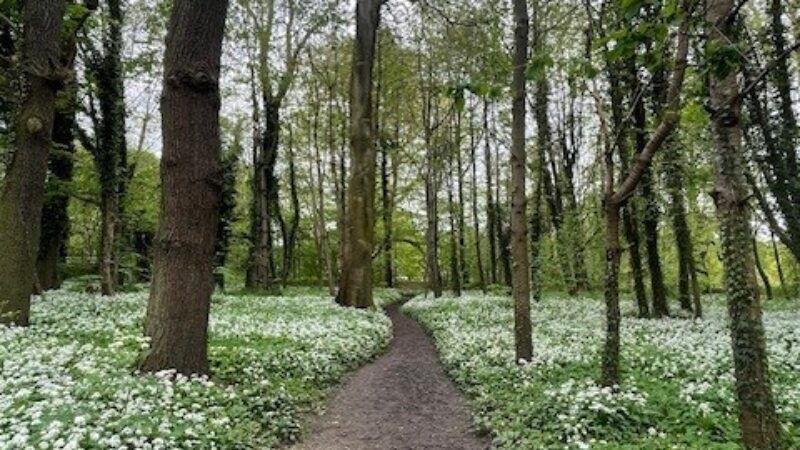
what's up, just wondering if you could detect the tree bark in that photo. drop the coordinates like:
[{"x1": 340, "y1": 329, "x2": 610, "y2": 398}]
[
  {"x1": 140, "y1": 0, "x2": 228, "y2": 375},
  {"x1": 511, "y1": 0, "x2": 531, "y2": 362},
  {"x1": 336, "y1": 0, "x2": 382, "y2": 309},
  {"x1": 0, "y1": 0, "x2": 66, "y2": 326},
  {"x1": 706, "y1": 1, "x2": 783, "y2": 446}
]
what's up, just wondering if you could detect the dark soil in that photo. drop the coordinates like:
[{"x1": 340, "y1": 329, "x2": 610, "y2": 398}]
[{"x1": 294, "y1": 303, "x2": 491, "y2": 450}]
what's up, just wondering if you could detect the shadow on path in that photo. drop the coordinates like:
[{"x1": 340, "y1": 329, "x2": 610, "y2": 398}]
[{"x1": 293, "y1": 302, "x2": 490, "y2": 450}]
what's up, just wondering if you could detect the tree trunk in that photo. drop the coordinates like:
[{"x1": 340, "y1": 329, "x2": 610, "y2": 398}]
[
  {"x1": 753, "y1": 238, "x2": 773, "y2": 301},
  {"x1": 335, "y1": 0, "x2": 381, "y2": 309},
  {"x1": 447, "y1": 163, "x2": 461, "y2": 296},
  {"x1": 469, "y1": 107, "x2": 486, "y2": 292},
  {"x1": 455, "y1": 110, "x2": 468, "y2": 289},
  {"x1": 706, "y1": 1, "x2": 782, "y2": 446},
  {"x1": 38, "y1": 77, "x2": 79, "y2": 292},
  {"x1": 609, "y1": 63, "x2": 649, "y2": 317},
  {"x1": 602, "y1": 202, "x2": 623, "y2": 386},
  {"x1": 771, "y1": 232, "x2": 787, "y2": 296},
  {"x1": 0, "y1": 0, "x2": 66, "y2": 326},
  {"x1": 93, "y1": 0, "x2": 128, "y2": 296},
  {"x1": 511, "y1": 0, "x2": 531, "y2": 362},
  {"x1": 281, "y1": 125, "x2": 300, "y2": 284},
  {"x1": 665, "y1": 145, "x2": 698, "y2": 313},
  {"x1": 483, "y1": 99, "x2": 498, "y2": 284},
  {"x1": 140, "y1": 0, "x2": 228, "y2": 375},
  {"x1": 380, "y1": 130, "x2": 394, "y2": 287},
  {"x1": 633, "y1": 76, "x2": 668, "y2": 318},
  {"x1": 99, "y1": 191, "x2": 118, "y2": 295}
]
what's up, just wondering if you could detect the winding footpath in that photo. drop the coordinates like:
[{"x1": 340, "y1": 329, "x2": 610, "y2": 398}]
[{"x1": 294, "y1": 302, "x2": 490, "y2": 450}]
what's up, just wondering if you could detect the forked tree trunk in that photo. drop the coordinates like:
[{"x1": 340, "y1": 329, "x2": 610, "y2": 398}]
[
  {"x1": 601, "y1": 4, "x2": 691, "y2": 386},
  {"x1": 511, "y1": 0, "x2": 531, "y2": 362},
  {"x1": 706, "y1": 1, "x2": 782, "y2": 446},
  {"x1": 0, "y1": 0, "x2": 66, "y2": 326},
  {"x1": 140, "y1": 0, "x2": 228, "y2": 375},
  {"x1": 336, "y1": 0, "x2": 381, "y2": 309}
]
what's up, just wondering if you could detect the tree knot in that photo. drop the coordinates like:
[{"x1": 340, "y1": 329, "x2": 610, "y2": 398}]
[{"x1": 167, "y1": 69, "x2": 218, "y2": 93}]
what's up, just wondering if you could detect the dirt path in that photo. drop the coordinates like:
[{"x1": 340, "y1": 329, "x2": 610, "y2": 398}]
[{"x1": 294, "y1": 303, "x2": 490, "y2": 450}]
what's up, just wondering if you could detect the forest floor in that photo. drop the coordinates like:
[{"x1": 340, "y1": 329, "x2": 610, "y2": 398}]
[{"x1": 294, "y1": 303, "x2": 490, "y2": 450}]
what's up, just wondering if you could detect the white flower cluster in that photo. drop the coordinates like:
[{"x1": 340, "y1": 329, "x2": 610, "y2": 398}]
[
  {"x1": 403, "y1": 292, "x2": 800, "y2": 449},
  {"x1": 0, "y1": 290, "x2": 392, "y2": 449}
]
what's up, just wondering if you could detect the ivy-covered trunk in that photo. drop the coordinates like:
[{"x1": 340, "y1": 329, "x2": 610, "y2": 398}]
[{"x1": 706, "y1": 0, "x2": 783, "y2": 446}]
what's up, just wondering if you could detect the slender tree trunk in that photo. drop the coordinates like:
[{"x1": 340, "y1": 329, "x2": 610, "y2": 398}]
[
  {"x1": 706, "y1": 1, "x2": 782, "y2": 446},
  {"x1": 140, "y1": 0, "x2": 228, "y2": 375},
  {"x1": 455, "y1": 110, "x2": 468, "y2": 288},
  {"x1": 484, "y1": 99, "x2": 498, "y2": 284},
  {"x1": 99, "y1": 192, "x2": 118, "y2": 295},
  {"x1": 469, "y1": 107, "x2": 486, "y2": 292},
  {"x1": 0, "y1": 0, "x2": 66, "y2": 326},
  {"x1": 93, "y1": 0, "x2": 128, "y2": 296},
  {"x1": 609, "y1": 64, "x2": 649, "y2": 317},
  {"x1": 633, "y1": 77, "x2": 668, "y2": 317},
  {"x1": 665, "y1": 145, "x2": 697, "y2": 313},
  {"x1": 447, "y1": 161, "x2": 461, "y2": 296},
  {"x1": 336, "y1": 0, "x2": 381, "y2": 309},
  {"x1": 380, "y1": 130, "x2": 394, "y2": 287},
  {"x1": 753, "y1": 238, "x2": 773, "y2": 301},
  {"x1": 511, "y1": 0, "x2": 531, "y2": 362},
  {"x1": 771, "y1": 232, "x2": 787, "y2": 296},
  {"x1": 602, "y1": 203, "x2": 623, "y2": 386}
]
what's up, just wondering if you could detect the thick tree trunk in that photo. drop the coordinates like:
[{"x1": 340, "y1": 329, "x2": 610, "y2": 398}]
[
  {"x1": 0, "y1": 0, "x2": 66, "y2": 326},
  {"x1": 140, "y1": 0, "x2": 228, "y2": 375},
  {"x1": 706, "y1": 1, "x2": 783, "y2": 446},
  {"x1": 511, "y1": 0, "x2": 531, "y2": 362},
  {"x1": 336, "y1": 0, "x2": 381, "y2": 309}
]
